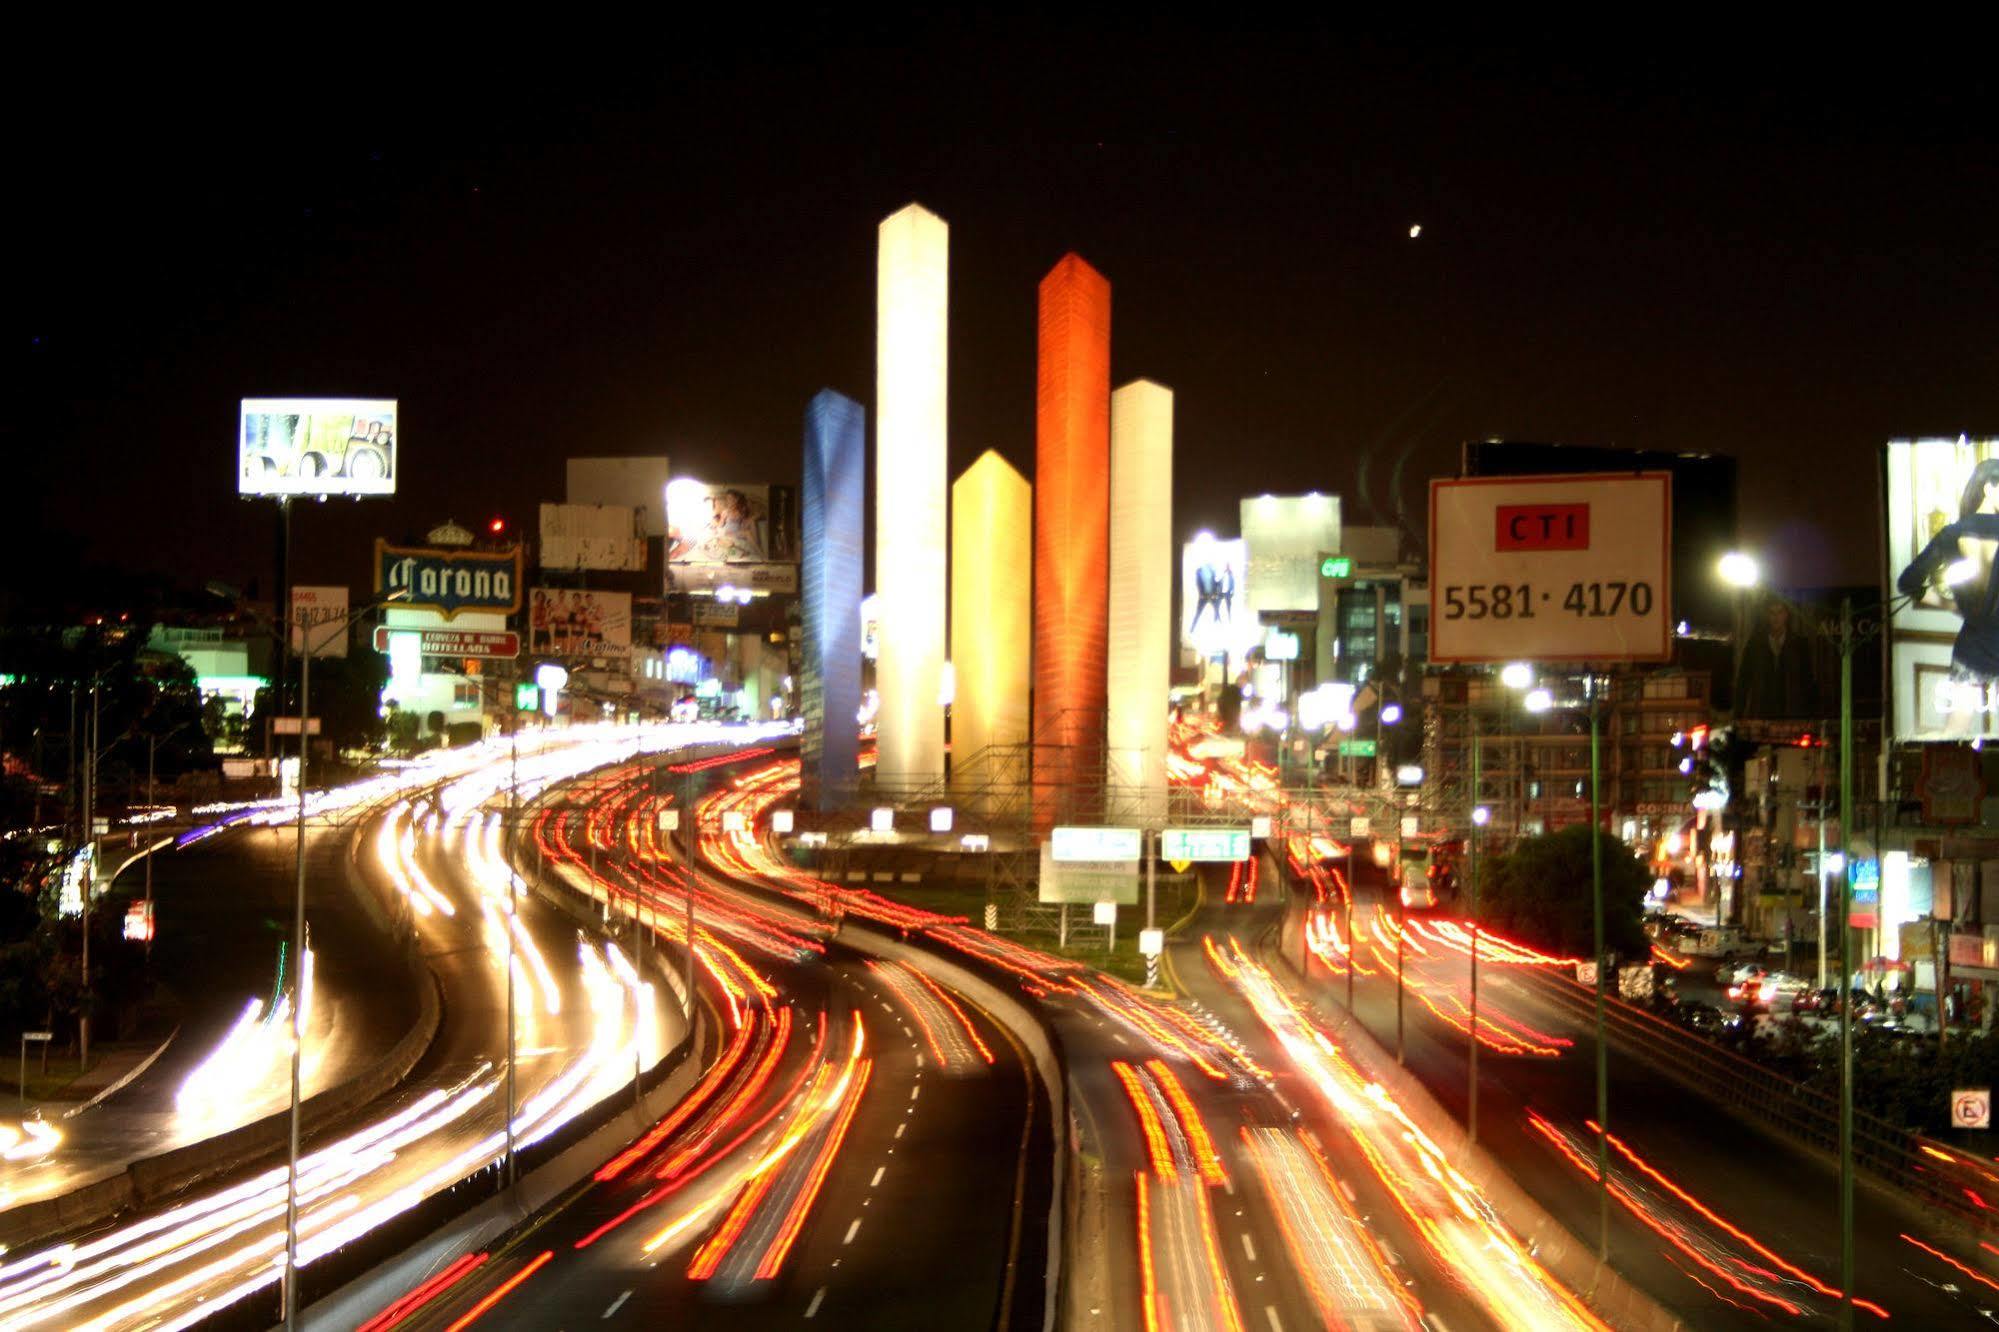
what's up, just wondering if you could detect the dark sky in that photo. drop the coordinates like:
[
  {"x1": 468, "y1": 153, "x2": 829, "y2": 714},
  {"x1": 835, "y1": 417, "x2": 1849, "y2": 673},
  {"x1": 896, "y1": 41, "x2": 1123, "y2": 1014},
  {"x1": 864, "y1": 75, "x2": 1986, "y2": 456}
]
[{"x1": 13, "y1": 23, "x2": 1998, "y2": 609}]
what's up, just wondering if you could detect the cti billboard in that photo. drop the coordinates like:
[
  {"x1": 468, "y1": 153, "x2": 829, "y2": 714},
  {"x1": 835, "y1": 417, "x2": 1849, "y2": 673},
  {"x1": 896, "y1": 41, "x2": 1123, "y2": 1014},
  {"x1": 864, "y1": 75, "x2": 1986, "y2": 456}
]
[
  {"x1": 529, "y1": 588, "x2": 632, "y2": 660},
  {"x1": 1241, "y1": 494, "x2": 1340, "y2": 613},
  {"x1": 1887, "y1": 439, "x2": 1999, "y2": 742},
  {"x1": 666, "y1": 481, "x2": 798, "y2": 593},
  {"x1": 1181, "y1": 535, "x2": 1260, "y2": 661},
  {"x1": 240, "y1": 399, "x2": 397, "y2": 497},
  {"x1": 375, "y1": 541, "x2": 522, "y2": 619},
  {"x1": 1429, "y1": 472, "x2": 1672, "y2": 664}
]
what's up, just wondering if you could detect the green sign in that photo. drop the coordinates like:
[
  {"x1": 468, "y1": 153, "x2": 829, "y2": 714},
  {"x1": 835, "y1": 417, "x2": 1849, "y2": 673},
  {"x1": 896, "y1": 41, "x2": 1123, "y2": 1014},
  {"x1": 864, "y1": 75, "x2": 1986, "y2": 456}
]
[
  {"x1": 514, "y1": 683, "x2": 540, "y2": 711},
  {"x1": 1320, "y1": 556, "x2": 1352, "y2": 578},
  {"x1": 1337, "y1": 738, "x2": 1377, "y2": 757},
  {"x1": 1160, "y1": 827, "x2": 1252, "y2": 863}
]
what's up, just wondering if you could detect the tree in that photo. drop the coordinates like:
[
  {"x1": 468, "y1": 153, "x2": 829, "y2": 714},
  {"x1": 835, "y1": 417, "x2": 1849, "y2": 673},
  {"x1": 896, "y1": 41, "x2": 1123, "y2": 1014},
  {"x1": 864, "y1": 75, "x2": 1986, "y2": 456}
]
[{"x1": 1474, "y1": 824, "x2": 1651, "y2": 960}]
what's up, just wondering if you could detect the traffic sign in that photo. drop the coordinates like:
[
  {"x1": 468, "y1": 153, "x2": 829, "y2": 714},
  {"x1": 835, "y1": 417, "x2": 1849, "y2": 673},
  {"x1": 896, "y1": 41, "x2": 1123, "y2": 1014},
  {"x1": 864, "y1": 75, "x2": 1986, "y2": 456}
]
[
  {"x1": 1093, "y1": 901, "x2": 1118, "y2": 926},
  {"x1": 1138, "y1": 928, "x2": 1165, "y2": 957},
  {"x1": 1953, "y1": 1088, "x2": 1991, "y2": 1129},
  {"x1": 1051, "y1": 826, "x2": 1142, "y2": 863},
  {"x1": 22, "y1": 1032, "x2": 51, "y2": 1042},
  {"x1": 1351, "y1": 816, "x2": 1371, "y2": 838},
  {"x1": 1160, "y1": 827, "x2": 1251, "y2": 863},
  {"x1": 372, "y1": 626, "x2": 521, "y2": 659},
  {"x1": 1337, "y1": 738, "x2": 1376, "y2": 758},
  {"x1": 1429, "y1": 472, "x2": 1671, "y2": 664},
  {"x1": 271, "y1": 717, "x2": 321, "y2": 736},
  {"x1": 1168, "y1": 858, "x2": 1191, "y2": 874}
]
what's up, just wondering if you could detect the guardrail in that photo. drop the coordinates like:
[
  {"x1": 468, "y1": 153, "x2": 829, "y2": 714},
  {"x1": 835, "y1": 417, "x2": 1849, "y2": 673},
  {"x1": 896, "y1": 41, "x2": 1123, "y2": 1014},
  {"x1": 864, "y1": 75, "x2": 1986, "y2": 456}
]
[{"x1": 1518, "y1": 969, "x2": 1999, "y2": 1234}]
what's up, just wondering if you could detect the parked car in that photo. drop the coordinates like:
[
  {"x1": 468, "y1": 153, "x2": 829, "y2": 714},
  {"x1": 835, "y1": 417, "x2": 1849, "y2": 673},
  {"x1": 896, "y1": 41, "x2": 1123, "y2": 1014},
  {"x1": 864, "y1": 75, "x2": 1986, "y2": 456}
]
[{"x1": 1673, "y1": 1000, "x2": 1733, "y2": 1035}]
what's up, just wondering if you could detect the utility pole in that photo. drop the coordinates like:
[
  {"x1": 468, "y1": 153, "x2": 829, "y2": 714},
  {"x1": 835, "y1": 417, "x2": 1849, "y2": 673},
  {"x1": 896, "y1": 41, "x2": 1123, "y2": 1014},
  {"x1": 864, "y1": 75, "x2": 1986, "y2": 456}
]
[
  {"x1": 80, "y1": 682, "x2": 97, "y2": 1072},
  {"x1": 1589, "y1": 676, "x2": 1609, "y2": 1264},
  {"x1": 283, "y1": 626, "x2": 309, "y2": 1329},
  {"x1": 1837, "y1": 598, "x2": 1856, "y2": 1332},
  {"x1": 506, "y1": 710, "x2": 519, "y2": 1189},
  {"x1": 1468, "y1": 715, "x2": 1481, "y2": 1146}
]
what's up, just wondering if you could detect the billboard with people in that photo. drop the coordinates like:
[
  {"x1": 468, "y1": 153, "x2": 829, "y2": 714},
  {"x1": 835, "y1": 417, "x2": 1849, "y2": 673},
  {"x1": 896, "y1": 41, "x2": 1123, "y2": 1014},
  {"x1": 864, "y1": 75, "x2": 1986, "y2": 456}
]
[
  {"x1": 1181, "y1": 535, "x2": 1259, "y2": 661},
  {"x1": 529, "y1": 588, "x2": 633, "y2": 661},
  {"x1": 1888, "y1": 439, "x2": 1999, "y2": 742}
]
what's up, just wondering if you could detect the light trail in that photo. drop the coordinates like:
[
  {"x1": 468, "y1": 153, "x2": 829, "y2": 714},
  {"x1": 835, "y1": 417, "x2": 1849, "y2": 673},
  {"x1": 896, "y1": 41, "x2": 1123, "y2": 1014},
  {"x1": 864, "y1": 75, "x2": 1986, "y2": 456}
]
[{"x1": 1214, "y1": 936, "x2": 1606, "y2": 1331}]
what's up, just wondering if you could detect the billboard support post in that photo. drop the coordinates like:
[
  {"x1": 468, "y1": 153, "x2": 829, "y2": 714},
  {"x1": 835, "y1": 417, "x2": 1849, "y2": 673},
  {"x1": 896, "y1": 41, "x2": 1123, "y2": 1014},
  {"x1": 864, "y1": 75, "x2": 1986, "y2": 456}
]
[
  {"x1": 1838, "y1": 597, "x2": 1856, "y2": 1332},
  {"x1": 1590, "y1": 680, "x2": 1609, "y2": 1264}
]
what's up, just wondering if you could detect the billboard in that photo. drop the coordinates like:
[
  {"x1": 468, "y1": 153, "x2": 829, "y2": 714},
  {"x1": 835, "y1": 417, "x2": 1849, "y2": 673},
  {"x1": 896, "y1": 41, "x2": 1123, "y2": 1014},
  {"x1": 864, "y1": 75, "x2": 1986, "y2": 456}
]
[
  {"x1": 666, "y1": 481, "x2": 797, "y2": 594},
  {"x1": 289, "y1": 586, "x2": 349, "y2": 658},
  {"x1": 375, "y1": 541, "x2": 522, "y2": 619},
  {"x1": 566, "y1": 457, "x2": 671, "y2": 537},
  {"x1": 539, "y1": 503, "x2": 645, "y2": 573},
  {"x1": 1241, "y1": 494, "x2": 1340, "y2": 612},
  {"x1": 1887, "y1": 439, "x2": 1999, "y2": 741},
  {"x1": 529, "y1": 588, "x2": 632, "y2": 661},
  {"x1": 240, "y1": 399, "x2": 396, "y2": 497},
  {"x1": 1429, "y1": 473, "x2": 1672, "y2": 664},
  {"x1": 1180, "y1": 535, "x2": 1259, "y2": 660}
]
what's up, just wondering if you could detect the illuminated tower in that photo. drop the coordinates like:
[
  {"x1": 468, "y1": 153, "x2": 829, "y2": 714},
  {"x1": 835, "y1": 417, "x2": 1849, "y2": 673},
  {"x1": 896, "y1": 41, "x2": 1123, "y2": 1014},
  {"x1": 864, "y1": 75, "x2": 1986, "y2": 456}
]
[
  {"x1": 801, "y1": 389, "x2": 865, "y2": 809},
  {"x1": 1032, "y1": 253, "x2": 1112, "y2": 827},
  {"x1": 951, "y1": 450, "x2": 1032, "y2": 810},
  {"x1": 1107, "y1": 379, "x2": 1173, "y2": 823},
  {"x1": 874, "y1": 203, "x2": 949, "y2": 787}
]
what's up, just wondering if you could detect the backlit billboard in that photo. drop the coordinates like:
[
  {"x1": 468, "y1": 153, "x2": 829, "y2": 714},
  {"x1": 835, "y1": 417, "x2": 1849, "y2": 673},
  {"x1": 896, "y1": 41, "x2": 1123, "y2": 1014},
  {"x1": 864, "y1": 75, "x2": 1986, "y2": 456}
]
[
  {"x1": 666, "y1": 481, "x2": 798, "y2": 594},
  {"x1": 1241, "y1": 494, "x2": 1340, "y2": 612},
  {"x1": 1887, "y1": 439, "x2": 1999, "y2": 742},
  {"x1": 1180, "y1": 535, "x2": 1259, "y2": 661},
  {"x1": 529, "y1": 588, "x2": 632, "y2": 661},
  {"x1": 240, "y1": 399, "x2": 396, "y2": 496}
]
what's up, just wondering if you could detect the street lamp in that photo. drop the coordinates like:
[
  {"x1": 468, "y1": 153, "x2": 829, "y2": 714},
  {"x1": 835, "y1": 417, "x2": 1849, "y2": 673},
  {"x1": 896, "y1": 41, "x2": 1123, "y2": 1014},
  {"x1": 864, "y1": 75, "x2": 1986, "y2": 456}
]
[
  {"x1": 211, "y1": 580, "x2": 407, "y2": 1330},
  {"x1": 1717, "y1": 551, "x2": 1762, "y2": 589},
  {"x1": 1499, "y1": 662, "x2": 1534, "y2": 690}
]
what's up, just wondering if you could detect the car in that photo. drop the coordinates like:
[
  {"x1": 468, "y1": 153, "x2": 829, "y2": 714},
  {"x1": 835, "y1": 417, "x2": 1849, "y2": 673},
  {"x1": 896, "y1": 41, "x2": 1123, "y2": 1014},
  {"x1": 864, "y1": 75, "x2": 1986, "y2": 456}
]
[
  {"x1": 1718, "y1": 959, "x2": 1769, "y2": 986},
  {"x1": 1673, "y1": 1000, "x2": 1732, "y2": 1035}
]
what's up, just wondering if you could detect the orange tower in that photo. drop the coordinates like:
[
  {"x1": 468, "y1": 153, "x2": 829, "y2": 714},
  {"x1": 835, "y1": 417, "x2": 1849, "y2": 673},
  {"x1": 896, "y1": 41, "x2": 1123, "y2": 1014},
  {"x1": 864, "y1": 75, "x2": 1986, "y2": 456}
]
[{"x1": 1032, "y1": 253, "x2": 1112, "y2": 827}]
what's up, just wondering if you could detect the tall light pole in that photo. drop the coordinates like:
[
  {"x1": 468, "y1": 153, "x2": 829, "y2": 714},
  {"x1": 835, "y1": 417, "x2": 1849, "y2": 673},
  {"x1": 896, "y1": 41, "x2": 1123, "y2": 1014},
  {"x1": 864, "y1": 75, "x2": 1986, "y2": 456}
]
[{"x1": 213, "y1": 581, "x2": 406, "y2": 1332}]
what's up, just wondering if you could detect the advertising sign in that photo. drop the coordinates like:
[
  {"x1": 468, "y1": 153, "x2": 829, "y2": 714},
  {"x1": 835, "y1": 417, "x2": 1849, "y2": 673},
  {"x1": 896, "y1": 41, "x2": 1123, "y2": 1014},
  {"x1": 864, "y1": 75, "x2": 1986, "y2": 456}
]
[
  {"x1": 1181, "y1": 536, "x2": 1258, "y2": 660},
  {"x1": 539, "y1": 503, "x2": 646, "y2": 573},
  {"x1": 1241, "y1": 494, "x2": 1340, "y2": 612},
  {"x1": 239, "y1": 398, "x2": 397, "y2": 496},
  {"x1": 1160, "y1": 827, "x2": 1251, "y2": 862},
  {"x1": 289, "y1": 585, "x2": 350, "y2": 658},
  {"x1": 666, "y1": 482, "x2": 798, "y2": 592},
  {"x1": 1429, "y1": 473, "x2": 1672, "y2": 663},
  {"x1": 1051, "y1": 826, "x2": 1143, "y2": 862},
  {"x1": 370, "y1": 626, "x2": 520, "y2": 659},
  {"x1": 1886, "y1": 439, "x2": 1999, "y2": 742},
  {"x1": 375, "y1": 542, "x2": 522, "y2": 620},
  {"x1": 1038, "y1": 841, "x2": 1140, "y2": 904},
  {"x1": 529, "y1": 588, "x2": 632, "y2": 661}
]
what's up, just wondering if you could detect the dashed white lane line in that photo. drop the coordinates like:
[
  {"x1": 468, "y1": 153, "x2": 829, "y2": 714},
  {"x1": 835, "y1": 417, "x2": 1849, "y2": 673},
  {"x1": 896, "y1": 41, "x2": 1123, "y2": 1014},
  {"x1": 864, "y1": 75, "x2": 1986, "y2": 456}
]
[
  {"x1": 603, "y1": 1289, "x2": 631, "y2": 1318},
  {"x1": 910, "y1": 1084, "x2": 921, "y2": 1101},
  {"x1": 1241, "y1": 1232, "x2": 1257, "y2": 1262},
  {"x1": 895, "y1": 1122, "x2": 906, "y2": 1139},
  {"x1": 844, "y1": 1218, "x2": 862, "y2": 1245},
  {"x1": 1264, "y1": 1306, "x2": 1282, "y2": 1331},
  {"x1": 805, "y1": 1286, "x2": 827, "y2": 1319},
  {"x1": 916, "y1": 1053, "x2": 925, "y2": 1068},
  {"x1": 871, "y1": 1165, "x2": 885, "y2": 1187}
]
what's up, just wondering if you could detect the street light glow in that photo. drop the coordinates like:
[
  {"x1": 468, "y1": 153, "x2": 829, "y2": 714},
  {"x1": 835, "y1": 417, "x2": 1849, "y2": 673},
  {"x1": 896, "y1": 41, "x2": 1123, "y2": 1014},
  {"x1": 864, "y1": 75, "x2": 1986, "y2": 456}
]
[
  {"x1": 1380, "y1": 703, "x2": 1403, "y2": 725},
  {"x1": 1524, "y1": 687, "x2": 1554, "y2": 713},
  {"x1": 1499, "y1": 662, "x2": 1533, "y2": 690},
  {"x1": 1472, "y1": 806, "x2": 1490, "y2": 827},
  {"x1": 1717, "y1": 551, "x2": 1761, "y2": 588}
]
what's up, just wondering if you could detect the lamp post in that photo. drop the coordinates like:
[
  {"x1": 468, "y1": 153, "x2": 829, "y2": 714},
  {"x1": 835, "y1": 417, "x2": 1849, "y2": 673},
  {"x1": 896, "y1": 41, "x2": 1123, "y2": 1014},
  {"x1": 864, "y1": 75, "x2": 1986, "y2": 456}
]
[{"x1": 213, "y1": 581, "x2": 407, "y2": 1330}]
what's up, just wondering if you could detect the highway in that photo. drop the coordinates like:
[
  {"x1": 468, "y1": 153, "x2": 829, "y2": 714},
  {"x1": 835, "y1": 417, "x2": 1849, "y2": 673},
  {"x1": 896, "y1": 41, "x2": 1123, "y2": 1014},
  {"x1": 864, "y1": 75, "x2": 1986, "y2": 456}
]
[
  {"x1": 0, "y1": 725, "x2": 716, "y2": 1330},
  {"x1": 1274, "y1": 854, "x2": 1997, "y2": 1327},
  {"x1": 0, "y1": 815, "x2": 403, "y2": 1222},
  {"x1": 364, "y1": 748, "x2": 1046, "y2": 1330}
]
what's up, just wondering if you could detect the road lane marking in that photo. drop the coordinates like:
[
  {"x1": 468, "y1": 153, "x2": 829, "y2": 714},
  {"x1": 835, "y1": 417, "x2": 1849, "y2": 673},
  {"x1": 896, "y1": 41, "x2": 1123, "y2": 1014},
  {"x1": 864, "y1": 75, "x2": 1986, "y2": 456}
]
[
  {"x1": 805, "y1": 1286, "x2": 827, "y2": 1318},
  {"x1": 871, "y1": 1166, "x2": 885, "y2": 1187},
  {"x1": 910, "y1": 1085, "x2": 921, "y2": 1101},
  {"x1": 603, "y1": 1289, "x2": 631, "y2": 1318},
  {"x1": 1241, "y1": 1233, "x2": 1257, "y2": 1262},
  {"x1": 895, "y1": 1122, "x2": 906, "y2": 1139},
  {"x1": 1264, "y1": 1307, "x2": 1282, "y2": 1331},
  {"x1": 844, "y1": 1219, "x2": 861, "y2": 1244}
]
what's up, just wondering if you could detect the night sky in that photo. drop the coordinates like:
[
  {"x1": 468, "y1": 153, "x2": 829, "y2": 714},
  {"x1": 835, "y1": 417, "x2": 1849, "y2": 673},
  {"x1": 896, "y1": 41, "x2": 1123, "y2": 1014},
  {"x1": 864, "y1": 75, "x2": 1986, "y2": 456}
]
[{"x1": 14, "y1": 25, "x2": 1998, "y2": 610}]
